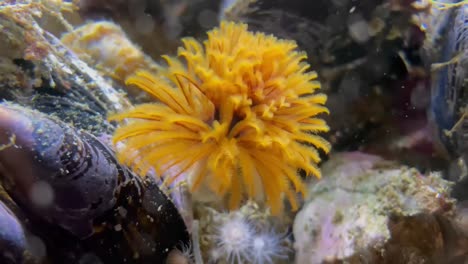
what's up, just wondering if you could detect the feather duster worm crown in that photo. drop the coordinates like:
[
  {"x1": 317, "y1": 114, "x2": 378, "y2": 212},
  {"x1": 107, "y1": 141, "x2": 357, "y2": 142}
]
[{"x1": 109, "y1": 21, "x2": 331, "y2": 214}]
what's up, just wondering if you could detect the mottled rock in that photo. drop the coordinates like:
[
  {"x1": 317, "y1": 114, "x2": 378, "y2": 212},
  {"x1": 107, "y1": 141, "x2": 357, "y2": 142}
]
[{"x1": 294, "y1": 152, "x2": 455, "y2": 263}]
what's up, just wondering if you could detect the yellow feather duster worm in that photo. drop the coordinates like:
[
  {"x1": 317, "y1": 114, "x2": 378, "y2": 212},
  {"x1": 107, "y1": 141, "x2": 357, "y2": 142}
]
[{"x1": 109, "y1": 21, "x2": 331, "y2": 214}]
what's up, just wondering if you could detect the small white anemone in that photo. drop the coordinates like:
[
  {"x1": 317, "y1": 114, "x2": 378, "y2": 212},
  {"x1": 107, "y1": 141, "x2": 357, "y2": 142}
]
[
  {"x1": 249, "y1": 229, "x2": 288, "y2": 264},
  {"x1": 165, "y1": 242, "x2": 194, "y2": 264},
  {"x1": 215, "y1": 215, "x2": 253, "y2": 263}
]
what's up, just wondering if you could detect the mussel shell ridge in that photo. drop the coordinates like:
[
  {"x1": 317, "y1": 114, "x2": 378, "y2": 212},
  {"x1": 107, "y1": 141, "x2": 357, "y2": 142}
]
[{"x1": 0, "y1": 103, "x2": 120, "y2": 239}]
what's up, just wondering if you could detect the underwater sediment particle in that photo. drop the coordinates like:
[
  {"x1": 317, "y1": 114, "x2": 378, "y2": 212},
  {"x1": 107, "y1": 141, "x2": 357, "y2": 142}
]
[
  {"x1": 110, "y1": 21, "x2": 331, "y2": 214},
  {"x1": 293, "y1": 152, "x2": 456, "y2": 263}
]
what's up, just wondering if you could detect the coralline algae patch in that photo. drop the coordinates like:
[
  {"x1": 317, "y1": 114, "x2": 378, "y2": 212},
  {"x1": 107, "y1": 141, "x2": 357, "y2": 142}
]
[{"x1": 294, "y1": 152, "x2": 455, "y2": 263}]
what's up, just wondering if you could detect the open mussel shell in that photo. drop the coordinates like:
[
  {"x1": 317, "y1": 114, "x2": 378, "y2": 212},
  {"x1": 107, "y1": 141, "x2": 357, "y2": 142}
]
[{"x1": 0, "y1": 103, "x2": 190, "y2": 263}]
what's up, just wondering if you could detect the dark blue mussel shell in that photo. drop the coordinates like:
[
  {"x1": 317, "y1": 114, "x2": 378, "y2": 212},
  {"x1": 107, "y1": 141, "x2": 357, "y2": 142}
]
[
  {"x1": 429, "y1": 4, "x2": 468, "y2": 160},
  {"x1": 0, "y1": 104, "x2": 190, "y2": 263},
  {"x1": 427, "y1": 3, "x2": 468, "y2": 199},
  {"x1": 0, "y1": 200, "x2": 27, "y2": 263}
]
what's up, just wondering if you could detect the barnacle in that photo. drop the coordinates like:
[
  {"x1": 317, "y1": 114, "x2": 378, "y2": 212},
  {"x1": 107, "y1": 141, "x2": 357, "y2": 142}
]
[{"x1": 110, "y1": 21, "x2": 331, "y2": 214}]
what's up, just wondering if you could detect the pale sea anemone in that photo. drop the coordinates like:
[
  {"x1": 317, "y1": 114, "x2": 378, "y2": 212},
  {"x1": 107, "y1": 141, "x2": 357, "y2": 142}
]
[
  {"x1": 249, "y1": 229, "x2": 288, "y2": 264},
  {"x1": 214, "y1": 215, "x2": 254, "y2": 263},
  {"x1": 209, "y1": 212, "x2": 288, "y2": 264},
  {"x1": 109, "y1": 21, "x2": 330, "y2": 214}
]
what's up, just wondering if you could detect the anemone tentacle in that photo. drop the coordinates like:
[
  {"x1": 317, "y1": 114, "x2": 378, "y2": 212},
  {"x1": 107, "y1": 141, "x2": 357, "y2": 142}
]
[{"x1": 109, "y1": 21, "x2": 330, "y2": 214}]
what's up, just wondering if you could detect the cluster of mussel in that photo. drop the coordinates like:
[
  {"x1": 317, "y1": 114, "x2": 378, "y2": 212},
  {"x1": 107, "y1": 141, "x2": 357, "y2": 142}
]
[{"x1": 0, "y1": 37, "x2": 190, "y2": 264}]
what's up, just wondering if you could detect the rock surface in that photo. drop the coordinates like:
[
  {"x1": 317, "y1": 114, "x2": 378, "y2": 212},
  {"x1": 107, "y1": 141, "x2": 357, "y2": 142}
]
[{"x1": 294, "y1": 152, "x2": 456, "y2": 263}]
